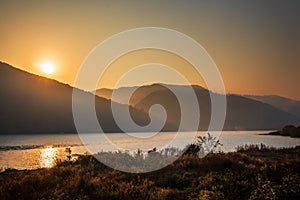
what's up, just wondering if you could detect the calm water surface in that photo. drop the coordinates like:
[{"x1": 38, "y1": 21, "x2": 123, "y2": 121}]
[{"x1": 0, "y1": 131, "x2": 299, "y2": 170}]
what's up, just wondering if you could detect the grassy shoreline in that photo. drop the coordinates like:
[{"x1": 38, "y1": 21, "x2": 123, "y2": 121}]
[{"x1": 0, "y1": 145, "x2": 299, "y2": 200}]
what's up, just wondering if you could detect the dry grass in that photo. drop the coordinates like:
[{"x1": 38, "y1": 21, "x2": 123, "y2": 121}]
[{"x1": 0, "y1": 145, "x2": 299, "y2": 200}]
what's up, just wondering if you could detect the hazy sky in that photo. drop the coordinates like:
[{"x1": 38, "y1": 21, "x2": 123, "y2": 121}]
[{"x1": 1, "y1": 0, "x2": 300, "y2": 100}]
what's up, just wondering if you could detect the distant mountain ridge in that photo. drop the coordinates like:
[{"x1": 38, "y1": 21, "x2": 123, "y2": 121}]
[
  {"x1": 245, "y1": 95, "x2": 300, "y2": 118},
  {"x1": 1, "y1": 61, "x2": 299, "y2": 134},
  {"x1": 96, "y1": 84, "x2": 300, "y2": 130},
  {"x1": 0, "y1": 62, "x2": 174, "y2": 134}
]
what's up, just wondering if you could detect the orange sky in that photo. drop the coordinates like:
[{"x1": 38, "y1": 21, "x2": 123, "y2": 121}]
[{"x1": 1, "y1": 1, "x2": 300, "y2": 100}]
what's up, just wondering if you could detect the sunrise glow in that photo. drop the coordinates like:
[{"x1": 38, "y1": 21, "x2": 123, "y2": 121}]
[{"x1": 41, "y1": 62, "x2": 55, "y2": 74}]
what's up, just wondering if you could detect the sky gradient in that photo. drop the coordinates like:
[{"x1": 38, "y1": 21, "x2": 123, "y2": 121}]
[{"x1": 1, "y1": 0, "x2": 300, "y2": 100}]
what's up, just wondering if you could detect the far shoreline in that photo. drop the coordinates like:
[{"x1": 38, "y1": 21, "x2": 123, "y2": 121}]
[
  {"x1": 0, "y1": 129, "x2": 278, "y2": 135},
  {"x1": 260, "y1": 125, "x2": 300, "y2": 138}
]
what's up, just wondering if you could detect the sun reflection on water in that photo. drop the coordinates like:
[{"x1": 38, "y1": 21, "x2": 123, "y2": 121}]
[{"x1": 39, "y1": 146, "x2": 57, "y2": 168}]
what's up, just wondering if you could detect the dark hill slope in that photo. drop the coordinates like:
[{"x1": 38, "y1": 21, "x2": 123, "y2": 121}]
[
  {"x1": 245, "y1": 95, "x2": 300, "y2": 118},
  {"x1": 0, "y1": 62, "x2": 159, "y2": 134},
  {"x1": 96, "y1": 84, "x2": 300, "y2": 130}
]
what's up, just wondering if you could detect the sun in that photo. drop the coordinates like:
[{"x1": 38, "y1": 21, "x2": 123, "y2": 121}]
[{"x1": 41, "y1": 62, "x2": 55, "y2": 74}]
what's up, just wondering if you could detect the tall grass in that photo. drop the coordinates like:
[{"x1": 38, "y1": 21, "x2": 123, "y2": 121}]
[{"x1": 0, "y1": 145, "x2": 299, "y2": 200}]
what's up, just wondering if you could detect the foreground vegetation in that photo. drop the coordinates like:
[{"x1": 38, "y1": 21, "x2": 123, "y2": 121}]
[{"x1": 0, "y1": 144, "x2": 299, "y2": 200}]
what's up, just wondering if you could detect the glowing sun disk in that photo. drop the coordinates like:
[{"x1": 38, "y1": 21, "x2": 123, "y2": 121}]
[{"x1": 41, "y1": 62, "x2": 55, "y2": 74}]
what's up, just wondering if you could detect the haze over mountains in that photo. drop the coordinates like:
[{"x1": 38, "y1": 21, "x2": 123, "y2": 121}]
[
  {"x1": 245, "y1": 95, "x2": 300, "y2": 118},
  {"x1": 96, "y1": 85, "x2": 300, "y2": 130},
  {"x1": 1, "y1": 61, "x2": 300, "y2": 134},
  {"x1": 0, "y1": 62, "x2": 156, "y2": 134}
]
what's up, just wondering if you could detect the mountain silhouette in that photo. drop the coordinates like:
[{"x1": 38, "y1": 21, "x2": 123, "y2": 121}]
[
  {"x1": 245, "y1": 95, "x2": 300, "y2": 118},
  {"x1": 1, "y1": 61, "x2": 299, "y2": 134},
  {"x1": 0, "y1": 62, "x2": 170, "y2": 134},
  {"x1": 96, "y1": 84, "x2": 300, "y2": 130}
]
